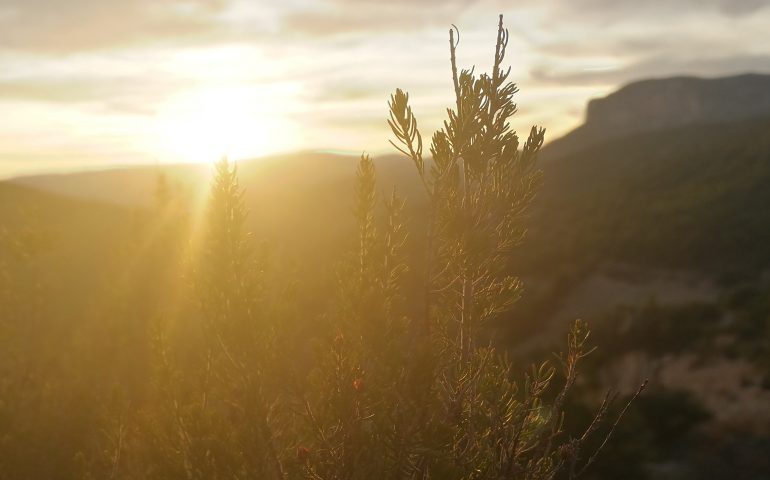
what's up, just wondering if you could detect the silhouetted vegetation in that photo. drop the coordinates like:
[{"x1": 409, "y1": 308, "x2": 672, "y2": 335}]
[
  {"x1": 3, "y1": 16, "x2": 770, "y2": 480},
  {"x1": 0, "y1": 17, "x2": 649, "y2": 480}
]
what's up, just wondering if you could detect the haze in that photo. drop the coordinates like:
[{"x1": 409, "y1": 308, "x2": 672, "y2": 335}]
[{"x1": 1, "y1": 0, "x2": 769, "y2": 177}]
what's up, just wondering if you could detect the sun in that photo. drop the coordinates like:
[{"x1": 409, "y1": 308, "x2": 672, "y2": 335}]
[{"x1": 154, "y1": 85, "x2": 296, "y2": 164}]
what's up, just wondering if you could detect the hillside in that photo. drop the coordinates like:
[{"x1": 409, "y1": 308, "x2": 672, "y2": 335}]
[
  {"x1": 12, "y1": 151, "x2": 418, "y2": 208},
  {"x1": 4, "y1": 73, "x2": 770, "y2": 479},
  {"x1": 544, "y1": 73, "x2": 770, "y2": 159},
  {"x1": 9, "y1": 75, "x2": 770, "y2": 325},
  {"x1": 11, "y1": 152, "x2": 422, "y2": 275},
  {"x1": 0, "y1": 182, "x2": 138, "y2": 314},
  {"x1": 507, "y1": 112, "x2": 770, "y2": 356},
  {"x1": 527, "y1": 113, "x2": 770, "y2": 279}
]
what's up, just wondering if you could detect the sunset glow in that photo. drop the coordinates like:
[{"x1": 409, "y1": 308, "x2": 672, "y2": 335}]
[
  {"x1": 0, "y1": 1, "x2": 768, "y2": 178},
  {"x1": 154, "y1": 85, "x2": 298, "y2": 163},
  {"x1": 4, "y1": 2, "x2": 770, "y2": 478}
]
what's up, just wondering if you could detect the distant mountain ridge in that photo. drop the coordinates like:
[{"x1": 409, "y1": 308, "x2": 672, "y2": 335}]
[
  {"x1": 4, "y1": 73, "x2": 770, "y2": 478},
  {"x1": 545, "y1": 73, "x2": 770, "y2": 158},
  {"x1": 10, "y1": 151, "x2": 404, "y2": 208},
  {"x1": 9, "y1": 72, "x2": 770, "y2": 277},
  {"x1": 11, "y1": 72, "x2": 770, "y2": 279},
  {"x1": 6, "y1": 71, "x2": 770, "y2": 341}
]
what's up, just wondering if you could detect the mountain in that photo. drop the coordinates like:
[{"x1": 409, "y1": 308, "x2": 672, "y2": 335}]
[
  {"x1": 10, "y1": 74, "x2": 770, "y2": 316},
  {"x1": 11, "y1": 152, "x2": 374, "y2": 207},
  {"x1": 6, "y1": 152, "x2": 422, "y2": 305},
  {"x1": 544, "y1": 73, "x2": 770, "y2": 159},
  {"x1": 500, "y1": 73, "x2": 770, "y2": 329},
  {"x1": 527, "y1": 113, "x2": 770, "y2": 277},
  {"x1": 506, "y1": 74, "x2": 770, "y2": 342},
  {"x1": 4, "y1": 72, "x2": 770, "y2": 477},
  {"x1": 0, "y1": 181, "x2": 139, "y2": 316},
  {"x1": 508, "y1": 112, "x2": 770, "y2": 346}
]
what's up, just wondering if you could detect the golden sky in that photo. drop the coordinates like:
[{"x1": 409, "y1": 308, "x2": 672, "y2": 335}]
[{"x1": 1, "y1": 0, "x2": 769, "y2": 177}]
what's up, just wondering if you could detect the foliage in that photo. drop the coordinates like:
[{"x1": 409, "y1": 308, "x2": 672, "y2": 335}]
[
  {"x1": 519, "y1": 115, "x2": 770, "y2": 281},
  {"x1": 0, "y1": 16, "x2": 644, "y2": 480}
]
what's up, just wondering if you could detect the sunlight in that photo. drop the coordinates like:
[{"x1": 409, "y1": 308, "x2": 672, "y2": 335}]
[
  {"x1": 154, "y1": 85, "x2": 297, "y2": 164},
  {"x1": 5, "y1": 6, "x2": 770, "y2": 477}
]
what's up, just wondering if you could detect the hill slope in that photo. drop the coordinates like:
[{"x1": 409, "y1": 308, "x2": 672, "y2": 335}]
[
  {"x1": 8, "y1": 74, "x2": 770, "y2": 317},
  {"x1": 545, "y1": 73, "x2": 770, "y2": 159},
  {"x1": 4, "y1": 73, "x2": 770, "y2": 479},
  {"x1": 525, "y1": 113, "x2": 770, "y2": 279}
]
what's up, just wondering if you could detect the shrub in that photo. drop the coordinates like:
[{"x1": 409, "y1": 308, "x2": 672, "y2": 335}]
[{"x1": 87, "y1": 15, "x2": 641, "y2": 480}]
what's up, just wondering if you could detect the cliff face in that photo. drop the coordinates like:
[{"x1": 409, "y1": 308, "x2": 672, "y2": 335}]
[{"x1": 545, "y1": 73, "x2": 770, "y2": 159}]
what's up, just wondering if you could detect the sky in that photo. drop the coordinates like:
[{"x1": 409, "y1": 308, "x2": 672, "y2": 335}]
[{"x1": 1, "y1": 0, "x2": 769, "y2": 177}]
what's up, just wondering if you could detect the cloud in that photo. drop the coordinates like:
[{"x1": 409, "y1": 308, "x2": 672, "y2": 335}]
[
  {"x1": 530, "y1": 54, "x2": 770, "y2": 87},
  {"x1": 2, "y1": 0, "x2": 768, "y2": 53},
  {"x1": 2, "y1": 0, "x2": 770, "y2": 178},
  {"x1": 283, "y1": 10, "x2": 438, "y2": 38},
  {"x1": 0, "y1": 0, "x2": 233, "y2": 53},
  {"x1": 541, "y1": 0, "x2": 770, "y2": 23},
  {"x1": 0, "y1": 74, "x2": 187, "y2": 115},
  {"x1": 280, "y1": 0, "x2": 770, "y2": 38},
  {"x1": 0, "y1": 80, "x2": 101, "y2": 103},
  {"x1": 281, "y1": 0, "x2": 483, "y2": 37},
  {"x1": 0, "y1": 78, "x2": 133, "y2": 103}
]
